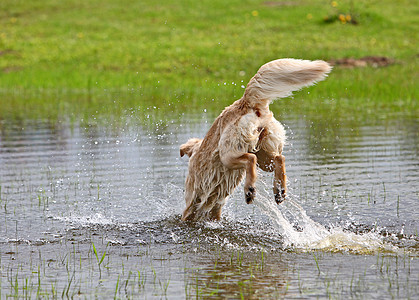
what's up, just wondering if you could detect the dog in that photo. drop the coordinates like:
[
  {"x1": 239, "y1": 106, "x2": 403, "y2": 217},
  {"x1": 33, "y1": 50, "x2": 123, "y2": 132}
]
[{"x1": 180, "y1": 58, "x2": 331, "y2": 221}]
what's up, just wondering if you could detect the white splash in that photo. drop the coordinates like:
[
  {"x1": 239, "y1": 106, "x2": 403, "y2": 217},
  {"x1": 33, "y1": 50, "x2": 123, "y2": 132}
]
[
  {"x1": 54, "y1": 213, "x2": 115, "y2": 227},
  {"x1": 254, "y1": 194, "x2": 396, "y2": 254}
]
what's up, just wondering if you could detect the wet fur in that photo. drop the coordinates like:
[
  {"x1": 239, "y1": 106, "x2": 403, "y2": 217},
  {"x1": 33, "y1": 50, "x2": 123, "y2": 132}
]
[{"x1": 180, "y1": 58, "x2": 331, "y2": 221}]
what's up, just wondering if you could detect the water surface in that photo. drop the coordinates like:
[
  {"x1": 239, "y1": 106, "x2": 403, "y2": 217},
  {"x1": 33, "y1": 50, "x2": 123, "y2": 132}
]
[{"x1": 0, "y1": 107, "x2": 417, "y2": 298}]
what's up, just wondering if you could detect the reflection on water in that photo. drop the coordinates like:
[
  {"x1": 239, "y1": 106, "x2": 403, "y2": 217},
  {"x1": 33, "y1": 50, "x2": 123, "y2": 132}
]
[{"x1": 0, "y1": 108, "x2": 418, "y2": 298}]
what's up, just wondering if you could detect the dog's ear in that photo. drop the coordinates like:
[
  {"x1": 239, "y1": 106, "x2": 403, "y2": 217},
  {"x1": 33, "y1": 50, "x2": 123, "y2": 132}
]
[
  {"x1": 180, "y1": 138, "x2": 202, "y2": 158},
  {"x1": 180, "y1": 143, "x2": 190, "y2": 157}
]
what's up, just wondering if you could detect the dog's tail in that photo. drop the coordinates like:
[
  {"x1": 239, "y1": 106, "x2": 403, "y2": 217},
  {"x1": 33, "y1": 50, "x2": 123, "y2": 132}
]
[
  {"x1": 180, "y1": 138, "x2": 203, "y2": 158},
  {"x1": 243, "y1": 58, "x2": 332, "y2": 106}
]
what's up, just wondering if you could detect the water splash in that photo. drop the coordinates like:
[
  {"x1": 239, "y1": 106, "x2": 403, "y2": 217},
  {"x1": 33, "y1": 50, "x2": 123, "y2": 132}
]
[
  {"x1": 54, "y1": 213, "x2": 116, "y2": 227},
  {"x1": 254, "y1": 192, "x2": 397, "y2": 254}
]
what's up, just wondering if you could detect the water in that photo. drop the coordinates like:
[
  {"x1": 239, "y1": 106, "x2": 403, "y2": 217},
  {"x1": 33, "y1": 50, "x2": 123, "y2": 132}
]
[{"x1": 0, "y1": 108, "x2": 418, "y2": 298}]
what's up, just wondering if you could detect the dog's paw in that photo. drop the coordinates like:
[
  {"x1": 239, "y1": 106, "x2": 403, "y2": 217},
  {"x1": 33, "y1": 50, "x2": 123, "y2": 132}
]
[
  {"x1": 274, "y1": 187, "x2": 286, "y2": 204},
  {"x1": 245, "y1": 186, "x2": 256, "y2": 204}
]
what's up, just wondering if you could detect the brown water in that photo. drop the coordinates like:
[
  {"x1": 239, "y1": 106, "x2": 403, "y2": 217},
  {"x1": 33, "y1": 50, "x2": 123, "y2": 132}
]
[{"x1": 0, "y1": 107, "x2": 418, "y2": 298}]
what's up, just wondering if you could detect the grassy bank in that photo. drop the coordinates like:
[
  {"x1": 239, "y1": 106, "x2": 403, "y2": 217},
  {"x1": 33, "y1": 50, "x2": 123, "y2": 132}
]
[{"x1": 0, "y1": 0, "x2": 417, "y2": 118}]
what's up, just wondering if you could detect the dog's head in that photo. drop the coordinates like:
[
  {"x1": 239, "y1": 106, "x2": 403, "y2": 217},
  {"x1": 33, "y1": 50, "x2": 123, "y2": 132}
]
[{"x1": 180, "y1": 138, "x2": 203, "y2": 158}]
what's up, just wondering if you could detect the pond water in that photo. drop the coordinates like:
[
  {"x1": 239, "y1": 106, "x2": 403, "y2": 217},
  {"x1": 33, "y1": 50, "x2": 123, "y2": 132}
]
[{"x1": 0, "y1": 105, "x2": 418, "y2": 298}]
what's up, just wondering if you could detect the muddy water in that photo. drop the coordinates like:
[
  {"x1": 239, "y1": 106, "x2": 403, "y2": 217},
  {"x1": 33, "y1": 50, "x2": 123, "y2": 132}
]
[{"x1": 0, "y1": 108, "x2": 418, "y2": 298}]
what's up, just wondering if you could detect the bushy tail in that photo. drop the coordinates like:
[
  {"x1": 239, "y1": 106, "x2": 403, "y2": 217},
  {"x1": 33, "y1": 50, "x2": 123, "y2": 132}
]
[{"x1": 243, "y1": 58, "x2": 332, "y2": 105}]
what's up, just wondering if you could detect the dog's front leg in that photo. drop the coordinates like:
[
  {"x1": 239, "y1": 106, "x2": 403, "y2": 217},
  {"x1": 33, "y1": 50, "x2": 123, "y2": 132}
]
[{"x1": 220, "y1": 152, "x2": 257, "y2": 204}]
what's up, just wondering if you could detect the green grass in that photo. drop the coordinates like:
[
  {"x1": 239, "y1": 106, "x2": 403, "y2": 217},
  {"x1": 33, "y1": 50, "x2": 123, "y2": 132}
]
[{"x1": 0, "y1": 0, "x2": 418, "y2": 119}]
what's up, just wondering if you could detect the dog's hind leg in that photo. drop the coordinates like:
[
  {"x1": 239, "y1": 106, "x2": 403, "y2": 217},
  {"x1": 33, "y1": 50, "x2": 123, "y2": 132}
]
[
  {"x1": 273, "y1": 154, "x2": 287, "y2": 204},
  {"x1": 255, "y1": 119, "x2": 287, "y2": 204},
  {"x1": 255, "y1": 150, "x2": 287, "y2": 204},
  {"x1": 242, "y1": 153, "x2": 258, "y2": 204},
  {"x1": 220, "y1": 152, "x2": 258, "y2": 204}
]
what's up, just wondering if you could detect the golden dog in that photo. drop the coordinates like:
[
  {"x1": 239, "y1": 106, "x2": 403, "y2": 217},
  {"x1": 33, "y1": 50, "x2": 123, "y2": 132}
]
[{"x1": 180, "y1": 58, "x2": 331, "y2": 221}]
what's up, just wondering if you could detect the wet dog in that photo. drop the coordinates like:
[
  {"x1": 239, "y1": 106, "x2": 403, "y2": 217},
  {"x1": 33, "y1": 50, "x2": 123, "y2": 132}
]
[{"x1": 180, "y1": 58, "x2": 331, "y2": 221}]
